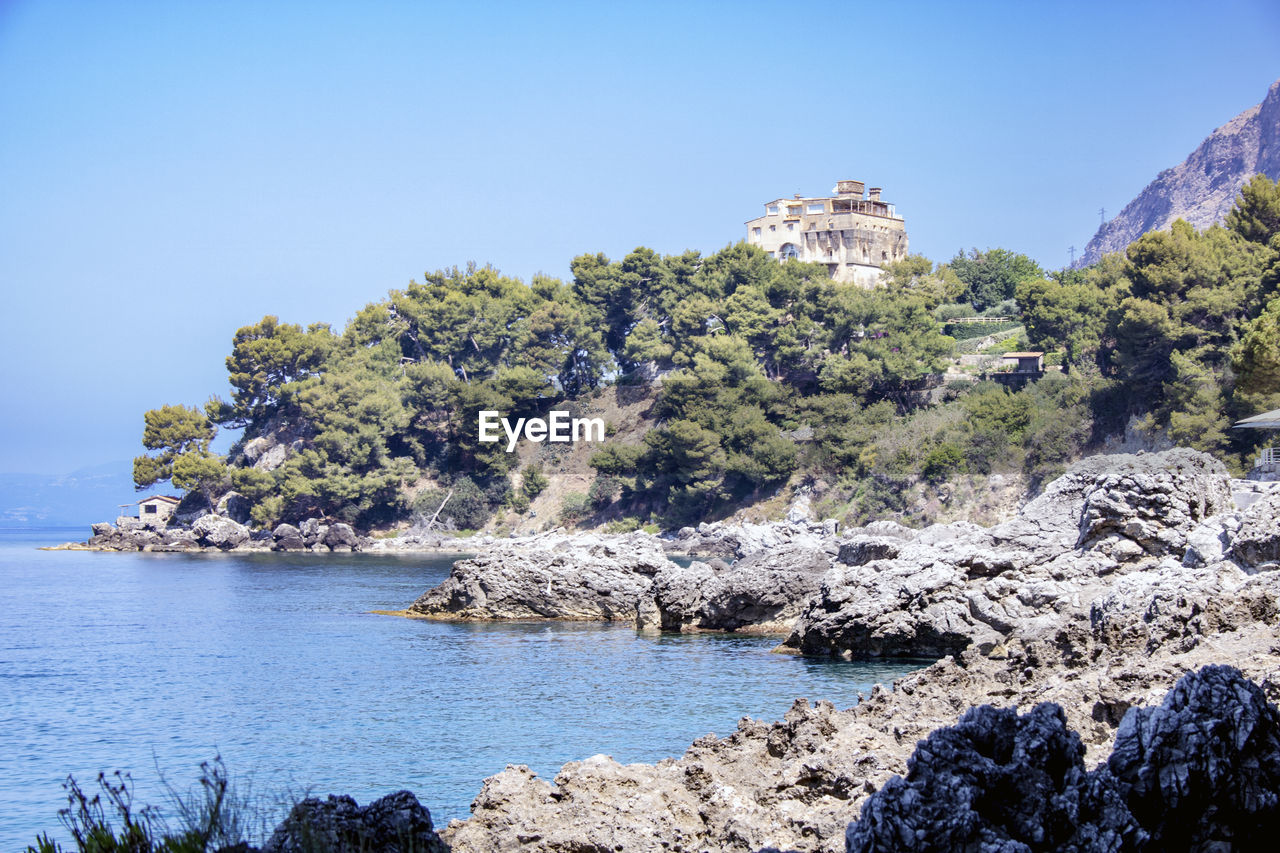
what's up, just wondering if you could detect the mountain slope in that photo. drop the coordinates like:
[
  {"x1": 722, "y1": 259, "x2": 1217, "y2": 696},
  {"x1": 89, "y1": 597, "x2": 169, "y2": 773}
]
[
  {"x1": 1078, "y1": 79, "x2": 1280, "y2": 267},
  {"x1": 0, "y1": 461, "x2": 137, "y2": 527}
]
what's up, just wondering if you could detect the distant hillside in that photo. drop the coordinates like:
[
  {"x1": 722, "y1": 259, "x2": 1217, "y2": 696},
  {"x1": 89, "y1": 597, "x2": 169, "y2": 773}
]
[
  {"x1": 1078, "y1": 78, "x2": 1280, "y2": 267},
  {"x1": 0, "y1": 461, "x2": 137, "y2": 528}
]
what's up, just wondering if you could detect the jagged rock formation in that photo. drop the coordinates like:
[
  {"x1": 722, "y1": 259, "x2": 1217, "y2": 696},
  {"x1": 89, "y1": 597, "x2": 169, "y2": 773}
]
[
  {"x1": 782, "y1": 449, "x2": 1235, "y2": 659},
  {"x1": 408, "y1": 533, "x2": 670, "y2": 623},
  {"x1": 439, "y1": 450, "x2": 1280, "y2": 852},
  {"x1": 848, "y1": 665, "x2": 1280, "y2": 852},
  {"x1": 1079, "y1": 78, "x2": 1280, "y2": 267},
  {"x1": 262, "y1": 790, "x2": 446, "y2": 853},
  {"x1": 407, "y1": 531, "x2": 839, "y2": 635}
]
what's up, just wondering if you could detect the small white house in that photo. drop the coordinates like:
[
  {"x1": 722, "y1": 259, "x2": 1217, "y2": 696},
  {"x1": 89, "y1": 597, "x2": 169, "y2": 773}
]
[{"x1": 137, "y1": 495, "x2": 181, "y2": 526}]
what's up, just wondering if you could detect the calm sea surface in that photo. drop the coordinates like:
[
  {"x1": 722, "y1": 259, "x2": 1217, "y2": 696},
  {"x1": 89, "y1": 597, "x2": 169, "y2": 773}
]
[{"x1": 0, "y1": 529, "x2": 922, "y2": 848}]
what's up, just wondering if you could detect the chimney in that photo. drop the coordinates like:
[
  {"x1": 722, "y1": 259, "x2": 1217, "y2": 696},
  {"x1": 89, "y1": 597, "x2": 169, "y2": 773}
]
[{"x1": 868, "y1": 187, "x2": 882, "y2": 202}]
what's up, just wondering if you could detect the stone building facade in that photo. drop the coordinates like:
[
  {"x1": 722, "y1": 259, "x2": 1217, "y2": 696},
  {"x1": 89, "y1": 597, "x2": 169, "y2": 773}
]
[{"x1": 745, "y1": 179, "x2": 908, "y2": 286}]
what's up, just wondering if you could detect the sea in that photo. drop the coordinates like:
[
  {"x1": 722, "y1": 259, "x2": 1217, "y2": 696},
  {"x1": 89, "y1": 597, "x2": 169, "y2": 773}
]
[{"x1": 0, "y1": 528, "x2": 923, "y2": 849}]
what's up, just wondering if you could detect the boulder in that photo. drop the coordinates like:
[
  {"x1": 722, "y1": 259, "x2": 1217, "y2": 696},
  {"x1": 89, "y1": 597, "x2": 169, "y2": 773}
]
[
  {"x1": 191, "y1": 514, "x2": 249, "y2": 550},
  {"x1": 847, "y1": 665, "x2": 1280, "y2": 852},
  {"x1": 299, "y1": 518, "x2": 327, "y2": 547},
  {"x1": 847, "y1": 703, "x2": 1140, "y2": 852},
  {"x1": 216, "y1": 490, "x2": 253, "y2": 525},
  {"x1": 1107, "y1": 664, "x2": 1280, "y2": 849},
  {"x1": 323, "y1": 522, "x2": 359, "y2": 549},
  {"x1": 1075, "y1": 448, "x2": 1233, "y2": 559},
  {"x1": 272, "y1": 523, "x2": 307, "y2": 552},
  {"x1": 263, "y1": 790, "x2": 445, "y2": 853},
  {"x1": 1230, "y1": 488, "x2": 1280, "y2": 569},
  {"x1": 161, "y1": 529, "x2": 199, "y2": 549}
]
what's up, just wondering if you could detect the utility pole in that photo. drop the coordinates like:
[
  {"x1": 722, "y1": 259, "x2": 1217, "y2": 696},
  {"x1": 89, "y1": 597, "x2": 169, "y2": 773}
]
[
  {"x1": 1099, "y1": 207, "x2": 1107, "y2": 226},
  {"x1": 1068, "y1": 246, "x2": 1076, "y2": 266}
]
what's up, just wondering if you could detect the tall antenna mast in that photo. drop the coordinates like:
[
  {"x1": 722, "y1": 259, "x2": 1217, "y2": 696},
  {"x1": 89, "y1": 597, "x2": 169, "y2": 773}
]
[{"x1": 1068, "y1": 246, "x2": 1077, "y2": 266}]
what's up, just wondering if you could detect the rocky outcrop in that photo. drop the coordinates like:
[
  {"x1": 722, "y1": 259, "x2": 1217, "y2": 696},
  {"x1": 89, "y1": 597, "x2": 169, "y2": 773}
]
[
  {"x1": 1231, "y1": 487, "x2": 1280, "y2": 569},
  {"x1": 263, "y1": 790, "x2": 445, "y2": 853},
  {"x1": 1079, "y1": 78, "x2": 1280, "y2": 267},
  {"x1": 652, "y1": 546, "x2": 831, "y2": 633},
  {"x1": 782, "y1": 449, "x2": 1241, "y2": 659},
  {"x1": 408, "y1": 533, "x2": 671, "y2": 623},
  {"x1": 192, "y1": 514, "x2": 250, "y2": 550},
  {"x1": 409, "y1": 532, "x2": 836, "y2": 635},
  {"x1": 847, "y1": 665, "x2": 1280, "y2": 852},
  {"x1": 670, "y1": 517, "x2": 839, "y2": 559},
  {"x1": 445, "y1": 587, "x2": 1280, "y2": 853},
  {"x1": 847, "y1": 703, "x2": 1140, "y2": 852}
]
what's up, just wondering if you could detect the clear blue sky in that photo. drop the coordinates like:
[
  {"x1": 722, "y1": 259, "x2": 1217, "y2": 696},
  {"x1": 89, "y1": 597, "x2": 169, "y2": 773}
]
[{"x1": 1, "y1": 0, "x2": 1277, "y2": 474}]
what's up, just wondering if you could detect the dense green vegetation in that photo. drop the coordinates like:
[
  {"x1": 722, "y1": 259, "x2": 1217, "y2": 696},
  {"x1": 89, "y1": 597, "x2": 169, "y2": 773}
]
[{"x1": 134, "y1": 175, "x2": 1280, "y2": 530}]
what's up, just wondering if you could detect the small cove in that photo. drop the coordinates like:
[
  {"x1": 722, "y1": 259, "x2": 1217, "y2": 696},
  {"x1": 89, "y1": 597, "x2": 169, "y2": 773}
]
[{"x1": 0, "y1": 530, "x2": 924, "y2": 848}]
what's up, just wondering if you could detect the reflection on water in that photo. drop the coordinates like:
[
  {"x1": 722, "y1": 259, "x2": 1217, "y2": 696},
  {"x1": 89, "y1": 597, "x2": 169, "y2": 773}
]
[{"x1": 0, "y1": 531, "x2": 924, "y2": 847}]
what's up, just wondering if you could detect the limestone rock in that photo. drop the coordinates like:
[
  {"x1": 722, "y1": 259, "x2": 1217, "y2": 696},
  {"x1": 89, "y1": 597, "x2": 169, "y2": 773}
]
[
  {"x1": 1231, "y1": 487, "x2": 1280, "y2": 569},
  {"x1": 784, "y1": 449, "x2": 1240, "y2": 661},
  {"x1": 1078, "y1": 78, "x2": 1280, "y2": 267},
  {"x1": 191, "y1": 514, "x2": 250, "y2": 550},
  {"x1": 272, "y1": 523, "x2": 307, "y2": 552},
  {"x1": 299, "y1": 518, "x2": 327, "y2": 547},
  {"x1": 263, "y1": 790, "x2": 445, "y2": 853},
  {"x1": 408, "y1": 533, "x2": 671, "y2": 623},
  {"x1": 652, "y1": 546, "x2": 830, "y2": 633},
  {"x1": 1076, "y1": 447, "x2": 1233, "y2": 558}
]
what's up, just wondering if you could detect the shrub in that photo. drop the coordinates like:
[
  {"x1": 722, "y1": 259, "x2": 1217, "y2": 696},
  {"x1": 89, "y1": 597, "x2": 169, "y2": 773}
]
[
  {"x1": 29, "y1": 758, "x2": 251, "y2": 853},
  {"x1": 559, "y1": 492, "x2": 591, "y2": 524},
  {"x1": 922, "y1": 443, "x2": 966, "y2": 482},
  {"x1": 520, "y1": 465, "x2": 548, "y2": 499},
  {"x1": 589, "y1": 475, "x2": 620, "y2": 509}
]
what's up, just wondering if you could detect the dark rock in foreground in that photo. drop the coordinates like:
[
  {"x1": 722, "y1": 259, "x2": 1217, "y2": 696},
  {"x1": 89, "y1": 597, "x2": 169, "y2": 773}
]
[
  {"x1": 848, "y1": 665, "x2": 1280, "y2": 852},
  {"x1": 263, "y1": 790, "x2": 446, "y2": 853},
  {"x1": 848, "y1": 703, "x2": 1141, "y2": 852}
]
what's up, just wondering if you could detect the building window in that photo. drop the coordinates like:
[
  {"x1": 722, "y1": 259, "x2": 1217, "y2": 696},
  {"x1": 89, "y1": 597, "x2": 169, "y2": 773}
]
[
  {"x1": 769, "y1": 224, "x2": 776, "y2": 232},
  {"x1": 144, "y1": 505, "x2": 157, "y2": 514},
  {"x1": 807, "y1": 203, "x2": 824, "y2": 214},
  {"x1": 766, "y1": 205, "x2": 779, "y2": 214},
  {"x1": 752, "y1": 227, "x2": 761, "y2": 236},
  {"x1": 786, "y1": 222, "x2": 795, "y2": 231}
]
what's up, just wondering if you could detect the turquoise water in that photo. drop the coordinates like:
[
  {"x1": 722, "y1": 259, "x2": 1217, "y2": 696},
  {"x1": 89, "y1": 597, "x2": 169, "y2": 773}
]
[{"x1": 0, "y1": 529, "x2": 922, "y2": 848}]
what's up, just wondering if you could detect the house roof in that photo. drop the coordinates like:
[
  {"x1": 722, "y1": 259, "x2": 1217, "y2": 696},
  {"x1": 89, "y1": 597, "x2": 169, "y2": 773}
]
[
  {"x1": 137, "y1": 495, "x2": 182, "y2": 505},
  {"x1": 1233, "y1": 408, "x2": 1280, "y2": 429},
  {"x1": 1002, "y1": 352, "x2": 1044, "y2": 359}
]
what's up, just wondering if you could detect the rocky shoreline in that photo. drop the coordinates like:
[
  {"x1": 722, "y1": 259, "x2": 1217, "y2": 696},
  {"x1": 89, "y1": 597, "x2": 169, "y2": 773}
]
[
  {"x1": 410, "y1": 448, "x2": 1280, "y2": 851},
  {"x1": 47, "y1": 447, "x2": 1280, "y2": 849}
]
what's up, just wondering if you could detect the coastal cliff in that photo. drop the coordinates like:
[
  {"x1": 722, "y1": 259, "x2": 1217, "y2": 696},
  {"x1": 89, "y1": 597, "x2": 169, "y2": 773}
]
[{"x1": 1079, "y1": 78, "x2": 1280, "y2": 266}]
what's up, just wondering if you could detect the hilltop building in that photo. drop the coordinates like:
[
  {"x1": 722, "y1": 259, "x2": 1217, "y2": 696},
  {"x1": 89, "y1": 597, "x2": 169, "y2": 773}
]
[{"x1": 746, "y1": 179, "x2": 908, "y2": 286}]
